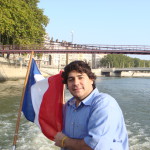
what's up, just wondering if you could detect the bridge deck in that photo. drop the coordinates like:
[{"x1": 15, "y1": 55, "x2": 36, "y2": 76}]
[
  {"x1": 0, "y1": 44, "x2": 150, "y2": 54},
  {"x1": 101, "y1": 68, "x2": 150, "y2": 72}
]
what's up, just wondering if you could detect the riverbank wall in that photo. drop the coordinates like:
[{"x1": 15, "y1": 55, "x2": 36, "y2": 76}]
[
  {"x1": 0, "y1": 64, "x2": 102, "y2": 81},
  {"x1": 0, "y1": 64, "x2": 57, "y2": 81},
  {"x1": 0, "y1": 58, "x2": 150, "y2": 81},
  {"x1": 121, "y1": 71, "x2": 150, "y2": 77},
  {"x1": 0, "y1": 64, "x2": 26, "y2": 81},
  {"x1": 0, "y1": 57, "x2": 51, "y2": 81}
]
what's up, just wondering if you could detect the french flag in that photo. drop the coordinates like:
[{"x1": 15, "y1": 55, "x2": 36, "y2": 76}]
[{"x1": 22, "y1": 58, "x2": 64, "y2": 140}]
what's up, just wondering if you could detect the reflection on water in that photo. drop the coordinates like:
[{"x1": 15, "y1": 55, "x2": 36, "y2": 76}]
[{"x1": 0, "y1": 77, "x2": 150, "y2": 150}]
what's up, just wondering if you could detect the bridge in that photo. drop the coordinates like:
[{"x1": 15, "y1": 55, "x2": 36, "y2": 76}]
[
  {"x1": 101, "y1": 67, "x2": 150, "y2": 77},
  {"x1": 0, "y1": 44, "x2": 150, "y2": 55}
]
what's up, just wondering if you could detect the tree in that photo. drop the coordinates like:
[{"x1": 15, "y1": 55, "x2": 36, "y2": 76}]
[
  {"x1": 133, "y1": 58, "x2": 140, "y2": 67},
  {"x1": 0, "y1": 0, "x2": 49, "y2": 45},
  {"x1": 100, "y1": 54, "x2": 150, "y2": 68}
]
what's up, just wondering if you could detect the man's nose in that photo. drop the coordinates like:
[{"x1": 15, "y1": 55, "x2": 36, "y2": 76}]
[{"x1": 74, "y1": 78, "x2": 79, "y2": 85}]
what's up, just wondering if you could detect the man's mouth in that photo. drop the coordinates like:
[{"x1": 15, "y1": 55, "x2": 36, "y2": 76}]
[{"x1": 73, "y1": 88, "x2": 81, "y2": 91}]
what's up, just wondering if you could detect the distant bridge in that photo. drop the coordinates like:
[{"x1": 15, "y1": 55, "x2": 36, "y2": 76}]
[
  {"x1": 0, "y1": 44, "x2": 150, "y2": 55},
  {"x1": 102, "y1": 67, "x2": 150, "y2": 72},
  {"x1": 101, "y1": 67, "x2": 150, "y2": 77}
]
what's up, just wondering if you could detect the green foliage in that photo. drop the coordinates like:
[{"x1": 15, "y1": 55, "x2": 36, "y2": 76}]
[
  {"x1": 100, "y1": 54, "x2": 150, "y2": 68},
  {"x1": 0, "y1": 0, "x2": 49, "y2": 45}
]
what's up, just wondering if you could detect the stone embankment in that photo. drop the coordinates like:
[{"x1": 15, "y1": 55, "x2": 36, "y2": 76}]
[
  {"x1": 0, "y1": 57, "x2": 150, "y2": 81},
  {"x1": 121, "y1": 71, "x2": 150, "y2": 77},
  {"x1": 0, "y1": 65, "x2": 102, "y2": 82},
  {"x1": 0, "y1": 57, "x2": 50, "y2": 81},
  {"x1": 0, "y1": 57, "x2": 102, "y2": 81}
]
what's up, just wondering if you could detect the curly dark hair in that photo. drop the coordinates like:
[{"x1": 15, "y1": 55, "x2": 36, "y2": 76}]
[{"x1": 61, "y1": 60, "x2": 97, "y2": 89}]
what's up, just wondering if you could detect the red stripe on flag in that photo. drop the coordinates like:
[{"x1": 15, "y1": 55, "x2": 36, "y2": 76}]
[{"x1": 39, "y1": 73, "x2": 64, "y2": 140}]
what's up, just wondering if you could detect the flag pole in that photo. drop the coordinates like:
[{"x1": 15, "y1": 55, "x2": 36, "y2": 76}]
[{"x1": 12, "y1": 51, "x2": 34, "y2": 150}]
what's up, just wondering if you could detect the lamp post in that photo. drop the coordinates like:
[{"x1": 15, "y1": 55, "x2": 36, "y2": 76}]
[{"x1": 71, "y1": 30, "x2": 74, "y2": 43}]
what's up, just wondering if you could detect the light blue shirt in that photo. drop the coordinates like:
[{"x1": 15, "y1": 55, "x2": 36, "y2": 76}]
[{"x1": 62, "y1": 88, "x2": 129, "y2": 150}]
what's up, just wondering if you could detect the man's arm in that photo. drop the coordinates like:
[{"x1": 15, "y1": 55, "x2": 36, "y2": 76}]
[{"x1": 54, "y1": 132, "x2": 92, "y2": 150}]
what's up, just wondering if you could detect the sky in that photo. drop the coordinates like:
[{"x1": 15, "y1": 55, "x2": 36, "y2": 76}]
[{"x1": 38, "y1": 0, "x2": 150, "y2": 60}]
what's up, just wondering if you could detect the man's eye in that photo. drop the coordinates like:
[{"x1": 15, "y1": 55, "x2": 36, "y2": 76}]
[
  {"x1": 79, "y1": 76, "x2": 83, "y2": 79},
  {"x1": 68, "y1": 78, "x2": 73, "y2": 81}
]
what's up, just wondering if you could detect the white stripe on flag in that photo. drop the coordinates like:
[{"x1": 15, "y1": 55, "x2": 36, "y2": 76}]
[
  {"x1": 34, "y1": 74, "x2": 45, "y2": 82},
  {"x1": 31, "y1": 78, "x2": 49, "y2": 128}
]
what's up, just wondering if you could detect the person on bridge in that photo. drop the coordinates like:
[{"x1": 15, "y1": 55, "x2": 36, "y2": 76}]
[{"x1": 54, "y1": 60, "x2": 129, "y2": 150}]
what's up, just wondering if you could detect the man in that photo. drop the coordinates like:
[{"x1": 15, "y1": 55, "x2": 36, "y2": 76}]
[{"x1": 54, "y1": 60, "x2": 129, "y2": 150}]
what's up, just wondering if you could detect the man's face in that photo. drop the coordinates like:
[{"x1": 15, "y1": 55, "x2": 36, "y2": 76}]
[{"x1": 67, "y1": 70, "x2": 94, "y2": 101}]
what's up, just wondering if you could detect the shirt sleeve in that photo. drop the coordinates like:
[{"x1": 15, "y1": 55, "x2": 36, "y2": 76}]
[{"x1": 84, "y1": 94, "x2": 124, "y2": 150}]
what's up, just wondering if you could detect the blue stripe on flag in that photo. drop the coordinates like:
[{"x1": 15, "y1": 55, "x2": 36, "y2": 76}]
[{"x1": 22, "y1": 58, "x2": 41, "y2": 122}]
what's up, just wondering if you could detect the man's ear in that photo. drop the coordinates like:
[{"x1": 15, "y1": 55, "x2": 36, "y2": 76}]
[{"x1": 90, "y1": 79, "x2": 94, "y2": 85}]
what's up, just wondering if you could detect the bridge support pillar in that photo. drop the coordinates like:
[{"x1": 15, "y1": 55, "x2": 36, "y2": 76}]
[
  {"x1": 113, "y1": 71, "x2": 121, "y2": 77},
  {"x1": 66, "y1": 53, "x2": 69, "y2": 65}
]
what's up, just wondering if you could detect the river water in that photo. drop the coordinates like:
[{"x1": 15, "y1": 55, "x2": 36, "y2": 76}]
[{"x1": 0, "y1": 77, "x2": 150, "y2": 150}]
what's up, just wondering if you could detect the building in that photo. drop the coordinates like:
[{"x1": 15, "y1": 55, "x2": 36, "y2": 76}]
[{"x1": 4, "y1": 33, "x2": 107, "y2": 69}]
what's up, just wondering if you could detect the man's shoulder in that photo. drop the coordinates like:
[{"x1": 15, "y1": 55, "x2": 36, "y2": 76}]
[
  {"x1": 91, "y1": 89, "x2": 117, "y2": 107},
  {"x1": 93, "y1": 88, "x2": 114, "y2": 101}
]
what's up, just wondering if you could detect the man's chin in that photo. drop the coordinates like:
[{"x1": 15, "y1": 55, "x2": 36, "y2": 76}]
[{"x1": 72, "y1": 93, "x2": 81, "y2": 97}]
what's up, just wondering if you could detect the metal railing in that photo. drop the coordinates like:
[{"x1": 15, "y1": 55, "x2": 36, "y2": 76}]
[{"x1": 0, "y1": 44, "x2": 150, "y2": 55}]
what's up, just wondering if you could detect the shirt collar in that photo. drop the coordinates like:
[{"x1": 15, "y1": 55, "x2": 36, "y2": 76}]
[{"x1": 67, "y1": 88, "x2": 99, "y2": 107}]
